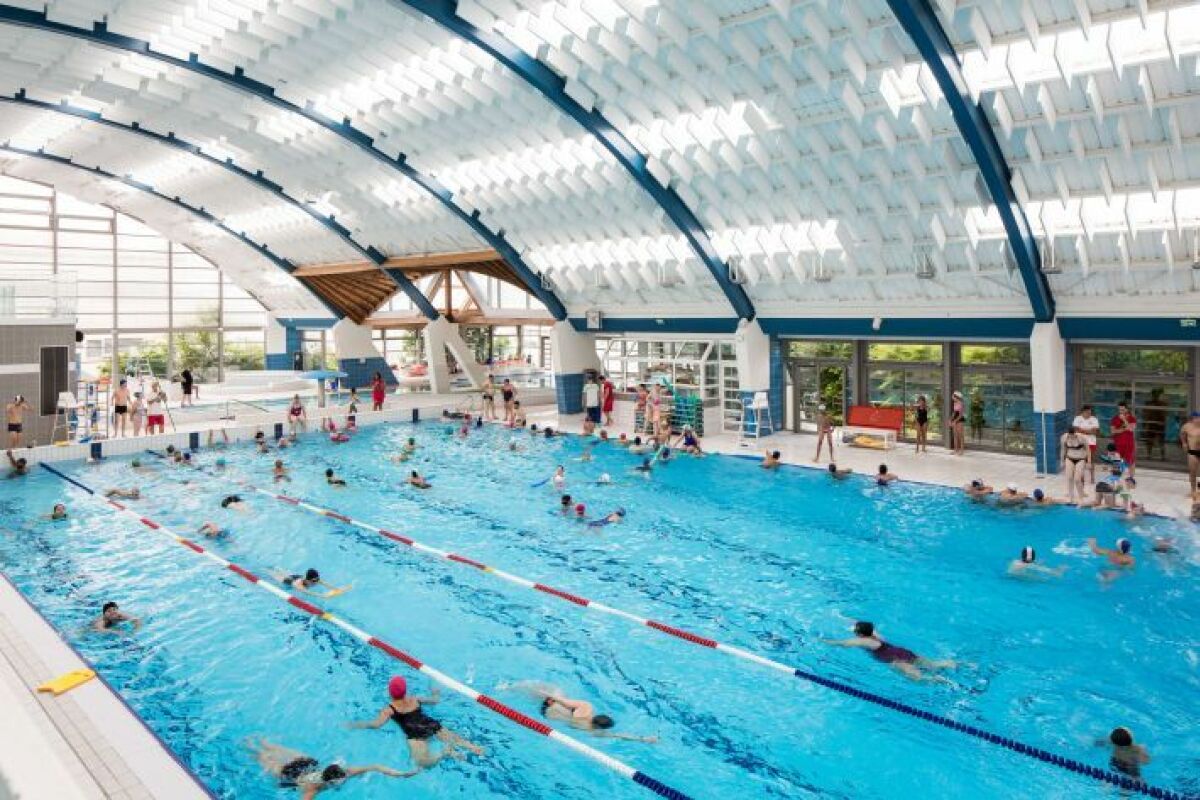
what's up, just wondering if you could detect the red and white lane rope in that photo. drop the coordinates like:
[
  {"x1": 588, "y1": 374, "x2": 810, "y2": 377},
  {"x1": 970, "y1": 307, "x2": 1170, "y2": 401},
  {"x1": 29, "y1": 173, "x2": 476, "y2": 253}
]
[
  {"x1": 40, "y1": 464, "x2": 691, "y2": 800},
  {"x1": 241, "y1": 480, "x2": 794, "y2": 677}
]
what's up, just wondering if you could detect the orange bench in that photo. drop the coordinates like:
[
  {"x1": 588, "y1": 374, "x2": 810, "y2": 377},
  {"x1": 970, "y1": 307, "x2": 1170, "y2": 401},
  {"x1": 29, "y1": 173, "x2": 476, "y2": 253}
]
[{"x1": 840, "y1": 405, "x2": 904, "y2": 450}]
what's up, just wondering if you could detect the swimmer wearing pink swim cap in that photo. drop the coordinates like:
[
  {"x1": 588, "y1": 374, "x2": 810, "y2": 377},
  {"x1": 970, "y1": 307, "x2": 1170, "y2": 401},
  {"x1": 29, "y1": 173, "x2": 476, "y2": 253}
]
[{"x1": 347, "y1": 677, "x2": 484, "y2": 768}]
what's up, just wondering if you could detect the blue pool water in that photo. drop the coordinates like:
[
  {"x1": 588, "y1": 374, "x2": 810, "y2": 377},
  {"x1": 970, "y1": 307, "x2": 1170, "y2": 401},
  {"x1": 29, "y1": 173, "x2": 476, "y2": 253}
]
[{"x1": 1, "y1": 422, "x2": 1197, "y2": 799}]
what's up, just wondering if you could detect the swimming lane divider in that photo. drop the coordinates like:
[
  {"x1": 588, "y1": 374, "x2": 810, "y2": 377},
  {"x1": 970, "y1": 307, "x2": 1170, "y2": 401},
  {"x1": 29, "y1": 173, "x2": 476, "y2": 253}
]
[
  {"x1": 38, "y1": 463, "x2": 692, "y2": 800},
  {"x1": 235, "y1": 478, "x2": 1186, "y2": 800}
]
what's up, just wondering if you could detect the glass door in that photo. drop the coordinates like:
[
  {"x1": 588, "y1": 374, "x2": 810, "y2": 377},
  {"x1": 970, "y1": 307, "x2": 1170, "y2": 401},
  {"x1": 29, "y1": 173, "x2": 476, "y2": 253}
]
[
  {"x1": 791, "y1": 362, "x2": 849, "y2": 432},
  {"x1": 960, "y1": 371, "x2": 1034, "y2": 454}
]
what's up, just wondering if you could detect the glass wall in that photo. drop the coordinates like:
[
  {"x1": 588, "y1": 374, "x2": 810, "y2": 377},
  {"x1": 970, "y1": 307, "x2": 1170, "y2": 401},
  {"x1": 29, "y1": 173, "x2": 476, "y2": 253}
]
[
  {"x1": 0, "y1": 174, "x2": 270, "y2": 383},
  {"x1": 866, "y1": 342, "x2": 945, "y2": 443},
  {"x1": 786, "y1": 340, "x2": 854, "y2": 431},
  {"x1": 372, "y1": 329, "x2": 425, "y2": 370},
  {"x1": 1075, "y1": 346, "x2": 1195, "y2": 468},
  {"x1": 959, "y1": 346, "x2": 1034, "y2": 454}
]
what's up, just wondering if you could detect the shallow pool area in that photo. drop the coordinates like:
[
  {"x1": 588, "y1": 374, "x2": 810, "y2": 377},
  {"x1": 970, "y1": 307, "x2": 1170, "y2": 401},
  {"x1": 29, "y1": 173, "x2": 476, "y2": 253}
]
[{"x1": 1, "y1": 421, "x2": 1197, "y2": 799}]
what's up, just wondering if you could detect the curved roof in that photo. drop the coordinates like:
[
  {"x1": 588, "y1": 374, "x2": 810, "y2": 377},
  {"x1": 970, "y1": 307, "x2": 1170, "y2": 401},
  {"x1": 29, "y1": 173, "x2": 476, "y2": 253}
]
[{"x1": 0, "y1": 0, "x2": 1195, "y2": 322}]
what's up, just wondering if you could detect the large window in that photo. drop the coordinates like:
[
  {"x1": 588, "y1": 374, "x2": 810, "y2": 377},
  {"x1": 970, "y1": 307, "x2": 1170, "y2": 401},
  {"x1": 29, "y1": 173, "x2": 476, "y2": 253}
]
[
  {"x1": 1075, "y1": 346, "x2": 1195, "y2": 468},
  {"x1": 0, "y1": 175, "x2": 270, "y2": 382},
  {"x1": 867, "y1": 342, "x2": 944, "y2": 442}
]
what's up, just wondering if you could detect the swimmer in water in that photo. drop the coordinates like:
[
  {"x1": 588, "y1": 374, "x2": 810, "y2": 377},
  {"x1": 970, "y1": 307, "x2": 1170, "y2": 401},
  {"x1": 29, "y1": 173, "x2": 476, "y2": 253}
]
[
  {"x1": 250, "y1": 738, "x2": 412, "y2": 798},
  {"x1": 628, "y1": 436, "x2": 652, "y2": 455},
  {"x1": 996, "y1": 483, "x2": 1027, "y2": 506},
  {"x1": 347, "y1": 676, "x2": 485, "y2": 769},
  {"x1": 828, "y1": 463, "x2": 852, "y2": 480},
  {"x1": 616, "y1": 433, "x2": 629, "y2": 447},
  {"x1": 579, "y1": 447, "x2": 594, "y2": 463},
  {"x1": 1027, "y1": 488, "x2": 1063, "y2": 506},
  {"x1": 104, "y1": 487, "x2": 141, "y2": 499},
  {"x1": 6, "y1": 449, "x2": 28, "y2": 477},
  {"x1": 1096, "y1": 727, "x2": 1151, "y2": 780},
  {"x1": 273, "y1": 568, "x2": 351, "y2": 599},
  {"x1": 1007, "y1": 547, "x2": 1066, "y2": 579},
  {"x1": 588, "y1": 508, "x2": 626, "y2": 528},
  {"x1": 824, "y1": 621, "x2": 956, "y2": 682},
  {"x1": 634, "y1": 457, "x2": 653, "y2": 475},
  {"x1": 1088, "y1": 537, "x2": 1134, "y2": 581},
  {"x1": 198, "y1": 522, "x2": 225, "y2": 539},
  {"x1": 92, "y1": 601, "x2": 141, "y2": 634},
  {"x1": 273, "y1": 459, "x2": 289, "y2": 483},
  {"x1": 221, "y1": 494, "x2": 248, "y2": 512},
  {"x1": 325, "y1": 468, "x2": 347, "y2": 487},
  {"x1": 963, "y1": 479, "x2": 993, "y2": 499},
  {"x1": 674, "y1": 425, "x2": 703, "y2": 456},
  {"x1": 559, "y1": 494, "x2": 573, "y2": 515},
  {"x1": 408, "y1": 470, "x2": 431, "y2": 489},
  {"x1": 573, "y1": 503, "x2": 587, "y2": 521},
  {"x1": 512, "y1": 685, "x2": 656, "y2": 742},
  {"x1": 46, "y1": 503, "x2": 67, "y2": 521},
  {"x1": 552, "y1": 465, "x2": 566, "y2": 490},
  {"x1": 875, "y1": 464, "x2": 898, "y2": 485},
  {"x1": 760, "y1": 450, "x2": 781, "y2": 470}
]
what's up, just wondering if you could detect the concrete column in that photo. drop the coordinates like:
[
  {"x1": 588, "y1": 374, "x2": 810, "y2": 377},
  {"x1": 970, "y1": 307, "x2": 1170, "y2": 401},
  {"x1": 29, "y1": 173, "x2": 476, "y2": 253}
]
[
  {"x1": 1030, "y1": 322, "x2": 1068, "y2": 474},
  {"x1": 265, "y1": 316, "x2": 300, "y2": 370},
  {"x1": 735, "y1": 319, "x2": 782, "y2": 436},
  {"x1": 423, "y1": 316, "x2": 484, "y2": 393},
  {"x1": 550, "y1": 321, "x2": 601, "y2": 414},
  {"x1": 332, "y1": 319, "x2": 396, "y2": 388}
]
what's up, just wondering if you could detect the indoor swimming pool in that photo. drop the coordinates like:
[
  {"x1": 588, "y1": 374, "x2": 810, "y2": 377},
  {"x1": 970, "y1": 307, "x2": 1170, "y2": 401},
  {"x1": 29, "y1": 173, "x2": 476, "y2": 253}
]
[{"x1": 1, "y1": 422, "x2": 1196, "y2": 799}]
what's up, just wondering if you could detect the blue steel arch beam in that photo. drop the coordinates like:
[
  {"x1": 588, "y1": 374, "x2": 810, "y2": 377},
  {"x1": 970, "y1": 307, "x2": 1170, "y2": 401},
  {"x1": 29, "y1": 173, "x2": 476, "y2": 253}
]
[
  {"x1": 389, "y1": 0, "x2": 757, "y2": 322},
  {"x1": 0, "y1": 4, "x2": 567, "y2": 321},
  {"x1": 0, "y1": 91, "x2": 441, "y2": 321},
  {"x1": 884, "y1": 0, "x2": 1055, "y2": 321},
  {"x1": 0, "y1": 143, "x2": 343, "y2": 318}
]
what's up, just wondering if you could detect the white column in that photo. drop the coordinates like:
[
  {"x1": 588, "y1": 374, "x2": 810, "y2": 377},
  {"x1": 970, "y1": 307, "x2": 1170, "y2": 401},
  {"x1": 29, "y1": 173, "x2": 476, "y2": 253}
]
[
  {"x1": 1030, "y1": 321, "x2": 1068, "y2": 474},
  {"x1": 423, "y1": 317, "x2": 484, "y2": 393},
  {"x1": 734, "y1": 319, "x2": 771, "y2": 391},
  {"x1": 550, "y1": 321, "x2": 600, "y2": 414}
]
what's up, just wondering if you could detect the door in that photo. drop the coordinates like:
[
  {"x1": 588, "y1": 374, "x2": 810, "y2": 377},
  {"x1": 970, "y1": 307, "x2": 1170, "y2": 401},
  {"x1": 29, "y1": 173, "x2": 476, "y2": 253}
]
[{"x1": 790, "y1": 363, "x2": 848, "y2": 433}]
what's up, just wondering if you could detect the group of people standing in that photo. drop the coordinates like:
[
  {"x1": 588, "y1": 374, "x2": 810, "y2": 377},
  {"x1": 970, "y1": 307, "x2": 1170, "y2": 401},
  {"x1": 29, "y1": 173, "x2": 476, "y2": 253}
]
[{"x1": 110, "y1": 378, "x2": 170, "y2": 437}]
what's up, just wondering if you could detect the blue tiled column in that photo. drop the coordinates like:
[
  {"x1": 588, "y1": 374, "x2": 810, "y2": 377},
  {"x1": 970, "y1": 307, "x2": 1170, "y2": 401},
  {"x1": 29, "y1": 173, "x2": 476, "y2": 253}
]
[
  {"x1": 555, "y1": 373, "x2": 585, "y2": 414},
  {"x1": 266, "y1": 326, "x2": 301, "y2": 370},
  {"x1": 1034, "y1": 409, "x2": 1070, "y2": 473}
]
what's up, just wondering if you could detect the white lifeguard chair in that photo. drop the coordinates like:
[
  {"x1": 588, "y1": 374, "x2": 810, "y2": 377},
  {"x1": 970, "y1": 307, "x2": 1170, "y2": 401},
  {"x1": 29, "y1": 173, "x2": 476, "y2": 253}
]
[
  {"x1": 739, "y1": 391, "x2": 774, "y2": 443},
  {"x1": 51, "y1": 391, "x2": 79, "y2": 445}
]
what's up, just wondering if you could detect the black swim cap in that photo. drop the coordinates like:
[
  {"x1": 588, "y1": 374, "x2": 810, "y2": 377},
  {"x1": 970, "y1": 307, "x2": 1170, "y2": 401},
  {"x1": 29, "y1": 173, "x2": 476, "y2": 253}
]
[
  {"x1": 102, "y1": 601, "x2": 117, "y2": 612},
  {"x1": 321, "y1": 765, "x2": 347, "y2": 783},
  {"x1": 305, "y1": 568, "x2": 320, "y2": 582},
  {"x1": 1110, "y1": 727, "x2": 1133, "y2": 747},
  {"x1": 854, "y1": 621, "x2": 874, "y2": 637},
  {"x1": 828, "y1": 464, "x2": 837, "y2": 473},
  {"x1": 592, "y1": 714, "x2": 615, "y2": 729},
  {"x1": 325, "y1": 468, "x2": 333, "y2": 477},
  {"x1": 878, "y1": 464, "x2": 888, "y2": 474}
]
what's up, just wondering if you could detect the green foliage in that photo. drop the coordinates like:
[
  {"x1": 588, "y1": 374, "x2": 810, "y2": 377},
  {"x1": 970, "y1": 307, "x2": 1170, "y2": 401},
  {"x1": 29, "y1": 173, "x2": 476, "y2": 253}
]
[
  {"x1": 867, "y1": 343, "x2": 943, "y2": 363},
  {"x1": 959, "y1": 345, "x2": 1030, "y2": 365}
]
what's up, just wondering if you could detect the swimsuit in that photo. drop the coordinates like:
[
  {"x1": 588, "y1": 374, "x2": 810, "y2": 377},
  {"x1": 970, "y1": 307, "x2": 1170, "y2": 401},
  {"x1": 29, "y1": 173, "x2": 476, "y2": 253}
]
[
  {"x1": 390, "y1": 702, "x2": 442, "y2": 740},
  {"x1": 7, "y1": 423, "x2": 20, "y2": 433},
  {"x1": 1063, "y1": 436, "x2": 1088, "y2": 464},
  {"x1": 916, "y1": 408, "x2": 928, "y2": 426},
  {"x1": 289, "y1": 404, "x2": 303, "y2": 418},
  {"x1": 279, "y1": 757, "x2": 320, "y2": 787},
  {"x1": 114, "y1": 405, "x2": 128, "y2": 414},
  {"x1": 502, "y1": 388, "x2": 514, "y2": 402},
  {"x1": 871, "y1": 640, "x2": 917, "y2": 664}
]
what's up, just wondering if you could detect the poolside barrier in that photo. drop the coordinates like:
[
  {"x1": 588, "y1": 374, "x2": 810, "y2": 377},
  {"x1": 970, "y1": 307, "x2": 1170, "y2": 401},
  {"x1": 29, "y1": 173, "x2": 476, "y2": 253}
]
[
  {"x1": 230, "y1": 478, "x2": 1188, "y2": 800},
  {"x1": 39, "y1": 462, "x2": 692, "y2": 800}
]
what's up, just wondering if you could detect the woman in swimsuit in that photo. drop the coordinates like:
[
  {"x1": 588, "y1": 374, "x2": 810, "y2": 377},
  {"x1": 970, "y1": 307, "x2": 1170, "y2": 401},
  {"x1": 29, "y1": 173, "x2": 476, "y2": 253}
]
[
  {"x1": 914, "y1": 395, "x2": 929, "y2": 453},
  {"x1": 112, "y1": 379, "x2": 131, "y2": 437},
  {"x1": 500, "y1": 379, "x2": 516, "y2": 425},
  {"x1": 287, "y1": 394, "x2": 307, "y2": 437},
  {"x1": 370, "y1": 372, "x2": 386, "y2": 412},
  {"x1": 481, "y1": 375, "x2": 496, "y2": 421},
  {"x1": 1059, "y1": 426, "x2": 1091, "y2": 504},
  {"x1": 251, "y1": 738, "x2": 411, "y2": 798},
  {"x1": 825, "y1": 621, "x2": 956, "y2": 682},
  {"x1": 348, "y1": 676, "x2": 484, "y2": 769},
  {"x1": 949, "y1": 391, "x2": 965, "y2": 455},
  {"x1": 180, "y1": 368, "x2": 195, "y2": 407}
]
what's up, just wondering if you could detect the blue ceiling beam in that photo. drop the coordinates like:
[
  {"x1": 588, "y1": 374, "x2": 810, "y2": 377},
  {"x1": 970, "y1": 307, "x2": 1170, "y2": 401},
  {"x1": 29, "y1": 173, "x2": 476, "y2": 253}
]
[
  {"x1": 390, "y1": 0, "x2": 757, "y2": 322},
  {"x1": 885, "y1": 0, "x2": 1055, "y2": 322},
  {"x1": 0, "y1": 143, "x2": 343, "y2": 319},
  {"x1": 0, "y1": 91, "x2": 439, "y2": 321},
  {"x1": 0, "y1": 4, "x2": 567, "y2": 321}
]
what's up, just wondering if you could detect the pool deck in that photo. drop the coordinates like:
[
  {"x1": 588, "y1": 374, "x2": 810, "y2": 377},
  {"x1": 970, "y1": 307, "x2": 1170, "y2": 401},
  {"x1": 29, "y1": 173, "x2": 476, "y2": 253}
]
[
  {"x1": 537, "y1": 409, "x2": 1198, "y2": 521},
  {"x1": 0, "y1": 575, "x2": 211, "y2": 799}
]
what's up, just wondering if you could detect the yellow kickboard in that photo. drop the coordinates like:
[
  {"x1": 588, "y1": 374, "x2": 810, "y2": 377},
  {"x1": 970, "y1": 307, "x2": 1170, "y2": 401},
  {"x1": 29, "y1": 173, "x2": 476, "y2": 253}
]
[{"x1": 37, "y1": 669, "x2": 96, "y2": 696}]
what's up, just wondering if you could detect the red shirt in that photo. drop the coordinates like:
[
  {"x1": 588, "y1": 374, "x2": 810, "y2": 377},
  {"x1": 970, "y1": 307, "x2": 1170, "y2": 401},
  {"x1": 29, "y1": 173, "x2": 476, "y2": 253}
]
[{"x1": 601, "y1": 380, "x2": 615, "y2": 412}]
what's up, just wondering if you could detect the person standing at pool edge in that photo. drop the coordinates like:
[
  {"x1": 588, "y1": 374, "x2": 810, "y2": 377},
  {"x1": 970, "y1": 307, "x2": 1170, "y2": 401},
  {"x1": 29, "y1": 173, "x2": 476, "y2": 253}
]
[
  {"x1": 1072, "y1": 404, "x2": 1101, "y2": 484},
  {"x1": 1179, "y1": 411, "x2": 1200, "y2": 495},
  {"x1": 914, "y1": 395, "x2": 929, "y2": 454},
  {"x1": 583, "y1": 375, "x2": 601, "y2": 426},
  {"x1": 601, "y1": 374, "x2": 615, "y2": 427},
  {"x1": 813, "y1": 404, "x2": 834, "y2": 463},
  {"x1": 348, "y1": 676, "x2": 484, "y2": 769},
  {"x1": 370, "y1": 371, "x2": 386, "y2": 412},
  {"x1": 949, "y1": 390, "x2": 965, "y2": 455},
  {"x1": 112, "y1": 379, "x2": 131, "y2": 437},
  {"x1": 180, "y1": 368, "x2": 195, "y2": 407},
  {"x1": 146, "y1": 381, "x2": 168, "y2": 435},
  {"x1": 6, "y1": 394, "x2": 30, "y2": 448},
  {"x1": 1110, "y1": 401, "x2": 1137, "y2": 478}
]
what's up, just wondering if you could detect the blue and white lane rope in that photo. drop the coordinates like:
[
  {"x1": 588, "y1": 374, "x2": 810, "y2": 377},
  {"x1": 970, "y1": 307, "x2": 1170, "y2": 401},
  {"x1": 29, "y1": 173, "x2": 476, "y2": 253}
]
[
  {"x1": 40, "y1": 463, "x2": 692, "y2": 800},
  {"x1": 225, "y1": 476, "x2": 1188, "y2": 800}
]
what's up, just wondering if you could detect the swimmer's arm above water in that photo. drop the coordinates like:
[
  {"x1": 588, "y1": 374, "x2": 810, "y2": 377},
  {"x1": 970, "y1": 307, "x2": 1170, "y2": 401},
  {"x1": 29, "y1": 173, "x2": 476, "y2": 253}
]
[
  {"x1": 822, "y1": 636, "x2": 870, "y2": 648},
  {"x1": 415, "y1": 687, "x2": 441, "y2": 705},
  {"x1": 345, "y1": 707, "x2": 393, "y2": 729},
  {"x1": 344, "y1": 765, "x2": 417, "y2": 778}
]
